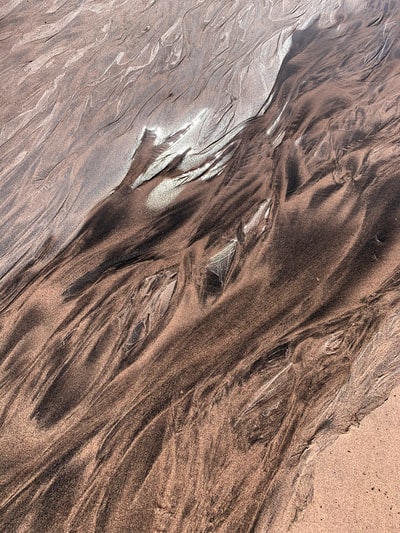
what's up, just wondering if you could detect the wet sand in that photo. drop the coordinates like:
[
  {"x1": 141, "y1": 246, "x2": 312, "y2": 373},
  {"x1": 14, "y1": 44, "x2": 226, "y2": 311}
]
[{"x1": 1, "y1": 1, "x2": 400, "y2": 532}]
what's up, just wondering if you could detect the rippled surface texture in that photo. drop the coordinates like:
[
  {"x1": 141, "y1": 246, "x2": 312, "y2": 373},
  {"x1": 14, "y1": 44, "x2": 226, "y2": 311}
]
[{"x1": 1, "y1": 0, "x2": 400, "y2": 531}]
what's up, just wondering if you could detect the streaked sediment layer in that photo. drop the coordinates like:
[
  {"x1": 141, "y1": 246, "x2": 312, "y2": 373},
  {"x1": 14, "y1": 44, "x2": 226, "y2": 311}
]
[{"x1": 1, "y1": 1, "x2": 399, "y2": 531}]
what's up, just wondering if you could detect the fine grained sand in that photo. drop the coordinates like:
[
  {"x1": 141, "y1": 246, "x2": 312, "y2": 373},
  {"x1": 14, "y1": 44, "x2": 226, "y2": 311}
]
[
  {"x1": 1, "y1": 1, "x2": 400, "y2": 531},
  {"x1": 292, "y1": 385, "x2": 400, "y2": 533}
]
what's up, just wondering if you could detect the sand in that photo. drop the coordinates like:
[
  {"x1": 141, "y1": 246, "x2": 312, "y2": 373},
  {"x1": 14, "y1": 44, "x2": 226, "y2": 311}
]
[
  {"x1": 292, "y1": 385, "x2": 400, "y2": 532},
  {"x1": 0, "y1": 1, "x2": 399, "y2": 531}
]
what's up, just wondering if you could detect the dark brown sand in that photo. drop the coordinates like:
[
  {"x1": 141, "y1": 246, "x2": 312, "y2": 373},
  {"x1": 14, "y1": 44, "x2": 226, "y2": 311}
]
[{"x1": 1, "y1": 1, "x2": 400, "y2": 532}]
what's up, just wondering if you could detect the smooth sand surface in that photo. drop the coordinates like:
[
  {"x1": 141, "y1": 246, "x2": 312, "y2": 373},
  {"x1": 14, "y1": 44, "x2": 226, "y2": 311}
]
[{"x1": 292, "y1": 384, "x2": 400, "y2": 532}]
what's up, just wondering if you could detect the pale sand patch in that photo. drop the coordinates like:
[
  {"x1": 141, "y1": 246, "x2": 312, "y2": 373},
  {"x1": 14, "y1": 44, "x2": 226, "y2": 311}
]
[{"x1": 292, "y1": 385, "x2": 400, "y2": 533}]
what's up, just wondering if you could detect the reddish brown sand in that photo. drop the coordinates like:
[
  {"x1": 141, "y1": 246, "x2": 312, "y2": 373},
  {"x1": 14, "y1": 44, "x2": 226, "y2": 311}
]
[{"x1": 1, "y1": 1, "x2": 400, "y2": 532}]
